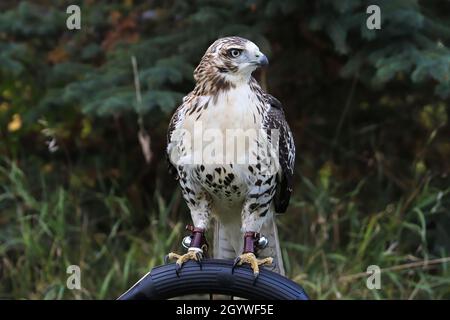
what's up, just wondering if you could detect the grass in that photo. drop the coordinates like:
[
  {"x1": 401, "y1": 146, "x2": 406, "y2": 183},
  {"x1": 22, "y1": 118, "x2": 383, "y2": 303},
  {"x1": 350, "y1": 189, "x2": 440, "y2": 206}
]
[
  {"x1": 280, "y1": 175, "x2": 450, "y2": 299},
  {"x1": 0, "y1": 159, "x2": 183, "y2": 299},
  {"x1": 0, "y1": 159, "x2": 449, "y2": 299}
]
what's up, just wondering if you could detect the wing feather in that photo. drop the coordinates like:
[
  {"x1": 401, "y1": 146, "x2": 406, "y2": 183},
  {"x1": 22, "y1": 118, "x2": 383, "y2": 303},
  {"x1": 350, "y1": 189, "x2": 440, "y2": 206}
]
[
  {"x1": 263, "y1": 94, "x2": 296, "y2": 213},
  {"x1": 166, "y1": 101, "x2": 187, "y2": 180}
]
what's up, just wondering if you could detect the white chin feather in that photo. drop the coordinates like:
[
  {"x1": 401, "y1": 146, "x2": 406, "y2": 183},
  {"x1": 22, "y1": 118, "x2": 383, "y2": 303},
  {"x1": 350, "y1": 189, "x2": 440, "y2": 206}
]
[{"x1": 223, "y1": 64, "x2": 257, "y2": 83}]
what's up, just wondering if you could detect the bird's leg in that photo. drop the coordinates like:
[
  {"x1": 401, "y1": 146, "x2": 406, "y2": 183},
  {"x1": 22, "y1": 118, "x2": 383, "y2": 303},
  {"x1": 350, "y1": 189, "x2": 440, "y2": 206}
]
[
  {"x1": 234, "y1": 190, "x2": 275, "y2": 280},
  {"x1": 165, "y1": 176, "x2": 211, "y2": 274},
  {"x1": 165, "y1": 225, "x2": 208, "y2": 276},
  {"x1": 232, "y1": 231, "x2": 273, "y2": 280}
]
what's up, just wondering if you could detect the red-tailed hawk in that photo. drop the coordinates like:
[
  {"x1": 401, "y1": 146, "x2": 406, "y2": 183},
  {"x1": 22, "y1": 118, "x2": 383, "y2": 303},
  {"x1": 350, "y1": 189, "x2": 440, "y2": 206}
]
[{"x1": 166, "y1": 36, "x2": 295, "y2": 278}]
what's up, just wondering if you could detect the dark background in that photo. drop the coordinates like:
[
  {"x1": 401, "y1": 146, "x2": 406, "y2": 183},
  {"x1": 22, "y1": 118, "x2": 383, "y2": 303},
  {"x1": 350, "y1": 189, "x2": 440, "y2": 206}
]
[{"x1": 0, "y1": 0, "x2": 449, "y2": 299}]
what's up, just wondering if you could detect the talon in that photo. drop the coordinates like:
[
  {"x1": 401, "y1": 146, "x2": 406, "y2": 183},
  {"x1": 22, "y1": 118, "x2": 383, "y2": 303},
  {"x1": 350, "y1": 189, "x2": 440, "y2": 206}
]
[
  {"x1": 232, "y1": 257, "x2": 241, "y2": 274},
  {"x1": 233, "y1": 252, "x2": 273, "y2": 281},
  {"x1": 253, "y1": 271, "x2": 260, "y2": 284},
  {"x1": 195, "y1": 251, "x2": 202, "y2": 262},
  {"x1": 165, "y1": 249, "x2": 204, "y2": 276},
  {"x1": 175, "y1": 262, "x2": 182, "y2": 277},
  {"x1": 165, "y1": 252, "x2": 180, "y2": 264},
  {"x1": 194, "y1": 251, "x2": 203, "y2": 270},
  {"x1": 165, "y1": 225, "x2": 207, "y2": 275}
]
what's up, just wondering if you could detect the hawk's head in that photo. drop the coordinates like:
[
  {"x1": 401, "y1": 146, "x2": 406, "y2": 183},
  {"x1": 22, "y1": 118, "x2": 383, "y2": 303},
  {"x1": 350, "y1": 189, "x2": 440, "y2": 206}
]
[{"x1": 194, "y1": 36, "x2": 268, "y2": 87}]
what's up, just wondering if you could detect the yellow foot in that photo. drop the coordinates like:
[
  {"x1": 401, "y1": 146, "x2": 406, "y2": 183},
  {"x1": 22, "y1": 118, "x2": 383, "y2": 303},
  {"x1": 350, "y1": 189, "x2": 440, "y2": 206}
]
[
  {"x1": 165, "y1": 248, "x2": 203, "y2": 275},
  {"x1": 232, "y1": 252, "x2": 273, "y2": 279}
]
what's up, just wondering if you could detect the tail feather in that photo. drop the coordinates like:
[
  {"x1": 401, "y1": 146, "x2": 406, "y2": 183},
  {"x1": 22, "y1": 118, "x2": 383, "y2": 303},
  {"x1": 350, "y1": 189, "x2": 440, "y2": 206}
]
[
  {"x1": 258, "y1": 214, "x2": 285, "y2": 276},
  {"x1": 213, "y1": 219, "x2": 237, "y2": 260}
]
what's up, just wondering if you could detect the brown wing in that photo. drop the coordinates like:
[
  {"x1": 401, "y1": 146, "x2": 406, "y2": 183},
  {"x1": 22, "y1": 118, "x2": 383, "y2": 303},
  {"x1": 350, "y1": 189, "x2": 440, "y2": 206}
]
[{"x1": 263, "y1": 94, "x2": 296, "y2": 213}]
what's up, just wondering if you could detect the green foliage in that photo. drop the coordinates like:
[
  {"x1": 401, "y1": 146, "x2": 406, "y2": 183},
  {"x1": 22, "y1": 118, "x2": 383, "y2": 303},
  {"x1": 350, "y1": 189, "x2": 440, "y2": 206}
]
[
  {"x1": 1, "y1": 159, "x2": 449, "y2": 299},
  {"x1": 2, "y1": 1, "x2": 450, "y2": 119},
  {"x1": 308, "y1": 0, "x2": 450, "y2": 97}
]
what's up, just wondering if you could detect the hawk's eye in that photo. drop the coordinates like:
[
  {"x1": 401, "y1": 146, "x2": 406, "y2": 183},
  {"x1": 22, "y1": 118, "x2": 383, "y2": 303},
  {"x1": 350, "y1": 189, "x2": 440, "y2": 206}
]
[{"x1": 229, "y1": 49, "x2": 242, "y2": 58}]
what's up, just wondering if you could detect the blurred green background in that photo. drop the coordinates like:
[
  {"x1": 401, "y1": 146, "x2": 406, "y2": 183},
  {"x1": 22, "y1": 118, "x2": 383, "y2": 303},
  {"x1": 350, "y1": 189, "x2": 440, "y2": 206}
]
[{"x1": 0, "y1": 0, "x2": 449, "y2": 299}]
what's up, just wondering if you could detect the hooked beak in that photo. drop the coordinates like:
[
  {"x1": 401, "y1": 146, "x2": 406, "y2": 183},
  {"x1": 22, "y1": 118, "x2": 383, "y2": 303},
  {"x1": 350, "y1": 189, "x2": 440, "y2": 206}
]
[{"x1": 254, "y1": 53, "x2": 269, "y2": 67}]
